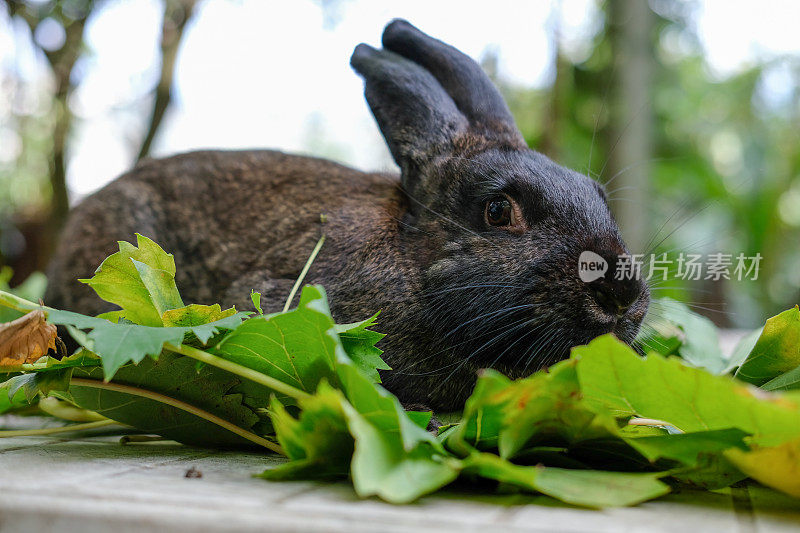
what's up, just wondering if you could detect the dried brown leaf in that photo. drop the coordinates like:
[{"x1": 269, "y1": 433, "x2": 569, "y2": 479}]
[{"x1": 0, "y1": 310, "x2": 57, "y2": 366}]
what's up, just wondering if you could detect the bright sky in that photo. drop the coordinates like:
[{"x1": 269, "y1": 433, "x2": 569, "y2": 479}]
[{"x1": 1, "y1": 0, "x2": 799, "y2": 201}]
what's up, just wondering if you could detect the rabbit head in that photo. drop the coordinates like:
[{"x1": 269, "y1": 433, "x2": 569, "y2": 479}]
[{"x1": 351, "y1": 19, "x2": 649, "y2": 384}]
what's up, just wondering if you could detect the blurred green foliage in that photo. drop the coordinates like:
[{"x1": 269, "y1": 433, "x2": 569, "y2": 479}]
[
  {"x1": 0, "y1": 267, "x2": 47, "y2": 322},
  {"x1": 498, "y1": 3, "x2": 800, "y2": 327},
  {"x1": 1, "y1": 1, "x2": 798, "y2": 327}
]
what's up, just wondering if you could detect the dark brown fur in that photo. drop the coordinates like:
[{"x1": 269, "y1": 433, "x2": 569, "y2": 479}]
[{"x1": 45, "y1": 20, "x2": 648, "y2": 410}]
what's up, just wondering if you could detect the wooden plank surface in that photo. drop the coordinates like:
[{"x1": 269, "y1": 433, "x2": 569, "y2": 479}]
[{"x1": 1, "y1": 420, "x2": 800, "y2": 533}]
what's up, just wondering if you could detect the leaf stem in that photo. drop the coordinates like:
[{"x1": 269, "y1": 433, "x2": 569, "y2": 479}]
[
  {"x1": 0, "y1": 419, "x2": 116, "y2": 438},
  {"x1": 0, "y1": 289, "x2": 42, "y2": 314},
  {"x1": 628, "y1": 417, "x2": 683, "y2": 433},
  {"x1": 0, "y1": 362, "x2": 51, "y2": 373},
  {"x1": 165, "y1": 343, "x2": 311, "y2": 402},
  {"x1": 69, "y1": 377, "x2": 285, "y2": 454},
  {"x1": 283, "y1": 234, "x2": 326, "y2": 312}
]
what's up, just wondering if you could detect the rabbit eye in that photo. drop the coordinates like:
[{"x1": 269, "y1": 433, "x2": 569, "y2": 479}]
[{"x1": 485, "y1": 198, "x2": 512, "y2": 226}]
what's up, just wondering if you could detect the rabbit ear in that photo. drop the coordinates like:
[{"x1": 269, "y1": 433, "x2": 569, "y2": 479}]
[
  {"x1": 381, "y1": 19, "x2": 525, "y2": 147},
  {"x1": 351, "y1": 43, "x2": 469, "y2": 181}
]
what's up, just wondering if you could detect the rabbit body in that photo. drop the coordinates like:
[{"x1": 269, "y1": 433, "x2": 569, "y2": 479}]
[{"x1": 45, "y1": 20, "x2": 649, "y2": 409}]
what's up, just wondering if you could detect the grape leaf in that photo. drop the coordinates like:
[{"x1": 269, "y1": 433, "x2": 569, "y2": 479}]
[
  {"x1": 736, "y1": 306, "x2": 800, "y2": 386},
  {"x1": 0, "y1": 350, "x2": 99, "y2": 417},
  {"x1": 446, "y1": 369, "x2": 510, "y2": 453},
  {"x1": 161, "y1": 304, "x2": 244, "y2": 344},
  {"x1": 341, "y1": 396, "x2": 459, "y2": 504},
  {"x1": 726, "y1": 438, "x2": 800, "y2": 497},
  {"x1": 130, "y1": 259, "x2": 184, "y2": 317},
  {"x1": 88, "y1": 323, "x2": 186, "y2": 378},
  {"x1": 261, "y1": 382, "x2": 354, "y2": 480},
  {"x1": 762, "y1": 366, "x2": 800, "y2": 392},
  {"x1": 262, "y1": 322, "x2": 456, "y2": 504},
  {"x1": 335, "y1": 314, "x2": 390, "y2": 383},
  {"x1": 45, "y1": 307, "x2": 246, "y2": 379},
  {"x1": 250, "y1": 290, "x2": 263, "y2": 315},
  {"x1": 212, "y1": 285, "x2": 385, "y2": 407},
  {"x1": 727, "y1": 327, "x2": 763, "y2": 373},
  {"x1": 499, "y1": 361, "x2": 620, "y2": 459},
  {"x1": 625, "y1": 428, "x2": 749, "y2": 466},
  {"x1": 461, "y1": 452, "x2": 671, "y2": 508},
  {"x1": 1, "y1": 368, "x2": 72, "y2": 402},
  {"x1": 59, "y1": 353, "x2": 261, "y2": 447},
  {"x1": 0, "y1": 380, "x2": 26, "y2": 414},
  {"x1": 640, "y1": 298, "x2": 728, "y2": 374},
  {"x1": 670, "y1": 455, "x2": 747, "y2": 490},
  {"x1": 0, "y1": 346, "x2": 97, "y2": 406},
  {"x1": 162, "y1": 303, "x2": 236, "y2": 327},
  {"x1": 447, "y1": 362, "x2": 620, "y2": 460},
  {"x1": 79, "y1": 234, "x2": 183, "y2": 326},
  {"x1": 334, "y1": 361, "x2": 458, "y2": 503},
  {"x1": 337, "y1": 362, "x2": 437, "y2": 452},
  {"x1": 574, "y1": 335, "x2": 800, "y2": 446}
]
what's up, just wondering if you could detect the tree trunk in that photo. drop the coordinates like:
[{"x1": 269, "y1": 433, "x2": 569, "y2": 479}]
[
  {"x1": 137, "y1": 0, "x2": 198, "y2": 161},
  {"x1": 606, "y1": 0, "x2": 653, "y2": 254},
  {"x1": 8, "y1": 3, "x2": 90, "y2": 260}
]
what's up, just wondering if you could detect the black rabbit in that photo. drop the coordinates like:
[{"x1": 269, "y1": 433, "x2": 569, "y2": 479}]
[{"x1": 45, "y1": 19, "x2": 649, "y2": 410}]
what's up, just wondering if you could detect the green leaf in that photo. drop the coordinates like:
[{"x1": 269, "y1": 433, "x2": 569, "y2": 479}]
[
  {"x1": 89, "y1": 323, "x2": 186, "y2": 378},
  {"x1": 669, "y1": 454, "x2": 747, "y2": 490},
  {"x1": 574, "y1": 335, "x2": 800, "y2": 446},
  {"x1": 212, "y1": 286, "x2": 387, "y2": 408},
  {"x1": 46, "y1": 307, "x2": 245, "y2": 379},
  {"x1": 335, "y1": 313, "x2": 390, "y2": 383},
  {"x1": 337, "y1": 363, "x2": 436, "y2": 453},
  {"x1": 341, "y1": 396, "x2": 459, "y2": 504},
  {"x1": 500, "y1": 360, "x2": 620, "y2": 459},
  {"x1": 61, "y1": 353, "x2": 260, "y2": 447},
  {"x1": 644, "y1": 298, "x2": 728, "y2": 374},
  {"x1": 725, "y1": 438, "x2": 800, "y2": 498},
  {"x1": 447, "y1": 369, "x2": 511, "y2": 453},
  {"x1": 96, "y1": 310, "x2": 125, "y2": 323},
  {"x1": 726, "y1": 327, "x2": 763, "y2": 373},
  {"x1": 250, "y1": 290, "x2": 263, "y2": 315},
  {"x1": 448, "y1": 362, "x2": 620, "y2": 460},
  {"x1": 264, "y1": 363, "x2": 458, "y2": 503},
  {"x1": 260, "y1": 382, "x2": 354, "y2": 480},
  {"x1": 37, "y1": 349, "x2": 101, "y2": 372},
  {"x1": 530, "y1": 467, "x2": 670, "y2": 508},
  {"x1": 162, "y1": 303, "x2": 236, "y2": 328},
  {"x1": 624, "y1": 428, "x2": 749, "y2": 466},
  {"x1": 1, "y1": 368, "x2": 72, "y2": 402},
  {"x1": 212, "y1": 289, "x2": 340, "y2": 405},
  {"x1": 0, "y1": 352, "x2": 95, "y2": 414},
  {"x1": 333, "y1": 339, "x2": 455, "y2": 503},
  {"x1": 0, "y1": 380, "x2": 27, "y2": 414},
  {"x1": 161, "y1": 304, "x2": 246, "y2": 345},
  {"x1": 79, "y1": 234, "x2": 183, "y2": 326},
  {"x1": 131, "y1": 259, "x2": 184, "y2": 317},
  {"x1": 262, "y1": 314, "x2": 452, "y2": 503},
  {"x1": 461, "y1": 452, "x2": 670, "y2": 508},
  {"x1": 406, "y1": 410, "x2": 433, "y2": 430},
  {"x1": 762, "y1": 366, "x2": 800, "y2": 392},
  {"x1": 736, "y1": 306, "x2": 800, "y2": 386}
]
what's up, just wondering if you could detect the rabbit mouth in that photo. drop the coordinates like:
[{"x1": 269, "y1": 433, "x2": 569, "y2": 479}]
[{"x1": 502, "y1": 303, "x2": 647, "y2": 376}]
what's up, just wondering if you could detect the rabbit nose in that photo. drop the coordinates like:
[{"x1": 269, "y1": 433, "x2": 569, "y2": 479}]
[{"x1": 590, "y1": 282, "x2": 638, "y2": 317}]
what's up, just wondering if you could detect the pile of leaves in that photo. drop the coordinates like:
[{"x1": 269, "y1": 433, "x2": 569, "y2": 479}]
[{"x1": 1, "y1": 234, "x2": 800, "y2": 508}]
